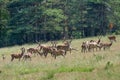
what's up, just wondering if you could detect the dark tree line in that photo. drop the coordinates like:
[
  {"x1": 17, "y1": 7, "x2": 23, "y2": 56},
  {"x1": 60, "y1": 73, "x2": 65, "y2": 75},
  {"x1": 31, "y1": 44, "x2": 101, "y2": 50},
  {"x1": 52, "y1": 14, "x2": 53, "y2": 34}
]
[{"x1": 0, "y1": 0, "x2": 120, "y2": 47}]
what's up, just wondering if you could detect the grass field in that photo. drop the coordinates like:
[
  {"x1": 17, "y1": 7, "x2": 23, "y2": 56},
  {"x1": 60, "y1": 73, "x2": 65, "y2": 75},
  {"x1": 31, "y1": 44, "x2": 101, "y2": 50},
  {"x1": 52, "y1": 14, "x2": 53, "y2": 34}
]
[{"x1": 0, "y1": 35, "x2": 120, "y2": 80}]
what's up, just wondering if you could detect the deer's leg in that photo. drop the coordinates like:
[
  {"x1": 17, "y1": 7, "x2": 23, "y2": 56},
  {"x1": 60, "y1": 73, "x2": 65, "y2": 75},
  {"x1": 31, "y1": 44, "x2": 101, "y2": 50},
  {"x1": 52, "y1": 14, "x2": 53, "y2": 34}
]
[
  {"x1": 22, "y1": 56, "x2": 25, "y2": 61},
  {"x1": 83, "y1": 48, "x2": 85, "y2": 53},
  {"x1": 81, "y1": 47, "x2": 83, "y2": 53},
  {"x1": 65, "y1": 51, "x2": 67, "y2": 55},
  {"x1": 96, "y1": 47, "x2": 97, "y2": 51},
  {"x1": 69, "y1": 48, "x2": 71, "y2": 54},
  {"x1": 44, "y1": 52, "x2": 48, "y2": 58},
  {"x1": 54, "y1": 55, "x2": 56, "y2": 59},
  {"x1": 11, "y1": 57, "x2": 14, "y2": 61},
  {"x1": 34, "y1": 52, "x2": 36, "y2": 57},
  {"x1": 88, "y1": 47, "x2": 91, "y2": 52},
  {"x1": 103, "y1": 46, "x2": 106, "y2": 50},
  {"x1": 50, "y1": 52, "x2": 53, "y2": 57},
  {"x1": 85, "y1": 47, "x2": 88, "y2": 53}
]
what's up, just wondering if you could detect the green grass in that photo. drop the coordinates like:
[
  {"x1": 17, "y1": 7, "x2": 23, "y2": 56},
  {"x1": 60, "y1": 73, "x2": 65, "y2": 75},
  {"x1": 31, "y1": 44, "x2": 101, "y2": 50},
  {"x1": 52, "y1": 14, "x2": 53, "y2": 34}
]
[
  {"x1": 41, "y1": 66, "x2": 94, "y2": 80},
  {"x1": 0, "y1": 35, "x2": 120, "y2": 80}
]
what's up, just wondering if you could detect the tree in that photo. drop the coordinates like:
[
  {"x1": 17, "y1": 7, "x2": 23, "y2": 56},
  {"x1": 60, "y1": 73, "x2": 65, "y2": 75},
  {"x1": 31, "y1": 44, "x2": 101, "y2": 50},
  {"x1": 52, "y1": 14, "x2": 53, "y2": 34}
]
[{"x1": 0, "y1": 0, "x2": 9, "y2": 47}]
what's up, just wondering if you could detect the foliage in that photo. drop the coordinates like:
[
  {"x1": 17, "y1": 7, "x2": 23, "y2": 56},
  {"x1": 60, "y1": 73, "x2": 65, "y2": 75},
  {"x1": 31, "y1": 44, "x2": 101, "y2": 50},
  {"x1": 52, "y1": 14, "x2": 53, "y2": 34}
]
[{"x1": 0, "y1": 0, "x2": 120, "y2": 47}]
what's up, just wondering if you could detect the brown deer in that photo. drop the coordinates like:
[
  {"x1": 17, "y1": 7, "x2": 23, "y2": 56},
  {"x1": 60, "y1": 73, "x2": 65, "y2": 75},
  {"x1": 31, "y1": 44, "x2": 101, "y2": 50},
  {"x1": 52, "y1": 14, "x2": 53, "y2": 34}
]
[
  {"x1": 56, "y1": 39, "x2": 72, "y2": 55},
  {"x1": 27, "y1": 48, "x2": 41, "y2": 56},
  {"x1": 88, "y1": 36, "x2": 102, "y2": 52},
  {"x1": 81, "y1": 41, "x2": 89, "y2": 53},
  {"x1": 88, "y1": 40, "x2": 99, "y2": 52},
  {"x1": 52, "y1": 48, "x2": 65, "y2": 59},
  {"x1": 81, "y1": 39, "x2": 101, "y2": 53},
  {"x1": 22, "y1": 53, "x2": 32, "y2": 61},
  {"x1": 36, "y1": 41, "x2": 55, "y2": 58},
  {"x1": 102, "y1": 41, "x2": 113, "y2": 50},
  {"x1": 11, "y1": 47, "x2": 25, "y2": 61},
  {"x1": 108, "y1": 36, "x2": 116, "y2": 42},
  {"x1": 39, "y1": 45, "x2": 54, "y2": 57}
]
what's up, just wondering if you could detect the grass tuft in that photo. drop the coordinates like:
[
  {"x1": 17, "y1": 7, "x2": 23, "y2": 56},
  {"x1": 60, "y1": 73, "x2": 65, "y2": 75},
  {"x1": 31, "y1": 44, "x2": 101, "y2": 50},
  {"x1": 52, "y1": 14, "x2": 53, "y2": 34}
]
[
  {"x1": 94, "y1": 54, "x2": 105, "y2": 62},
  {"x1": 104, "y1": 61, "x2": 113, "y2": 70}
]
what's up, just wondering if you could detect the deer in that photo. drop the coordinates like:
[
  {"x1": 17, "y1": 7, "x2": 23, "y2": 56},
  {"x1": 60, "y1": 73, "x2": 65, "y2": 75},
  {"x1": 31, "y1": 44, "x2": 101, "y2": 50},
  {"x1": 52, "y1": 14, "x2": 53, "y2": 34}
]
[
  {"x1": 88, "y1": 40, "x2": 99, "y2": 52},
  {"x1": 81, "y1": 41, "x2": 89, "y2": 53},
  {"x1": 41, "y1": 46, "x2": 54, "y2": 57},
  {"x1": 27, "y1": 48, "x2": 41, "y2": 56},
  {"x1": 108, "y1": 35, "x2": 116, "y2": 42},
  {"x1": 88, "y1": 36, "x2": 102, "y2": 52},
  {"x1": 55, "y1": 39, "x2": 72, "y2": 55},
  {"x1": 22, "y1": 53, "x2": 32, "y2": 61},
  {"x1": 11, "y1": 47, "x2": 25, "y2": 61},
  {"x1": 37, "y1": 42, "x2": 56, "y2": 58},
  {"x1": 51, "y1": 48, "x2": 65, "y2": 59},
  {"x1": 101, "y1": 41, "x2": 113, "y2": 50}
]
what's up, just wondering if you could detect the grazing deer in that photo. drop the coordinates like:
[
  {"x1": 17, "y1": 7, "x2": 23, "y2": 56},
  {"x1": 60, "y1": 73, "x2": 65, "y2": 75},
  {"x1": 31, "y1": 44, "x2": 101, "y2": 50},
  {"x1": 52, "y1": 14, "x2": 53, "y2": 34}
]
[
  {"x1": 108, "y1": 36, "x2": 116, "y2": 42},
  {"x1": 11, "y1": 47, "x2": 25, "y2": 61},
  {"x1": 52, "y1": 48, "x2": 65, "y2": 59},
  {"x1": 22, "y1": 53, "x2": 32, "y2": 61}
]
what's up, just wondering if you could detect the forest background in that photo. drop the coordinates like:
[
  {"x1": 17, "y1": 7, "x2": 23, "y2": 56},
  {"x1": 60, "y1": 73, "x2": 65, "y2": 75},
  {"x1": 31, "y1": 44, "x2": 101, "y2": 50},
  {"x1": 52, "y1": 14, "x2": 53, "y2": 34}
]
[{"x1": 0, "y1": 0, "x2": 120, "y2": 47}]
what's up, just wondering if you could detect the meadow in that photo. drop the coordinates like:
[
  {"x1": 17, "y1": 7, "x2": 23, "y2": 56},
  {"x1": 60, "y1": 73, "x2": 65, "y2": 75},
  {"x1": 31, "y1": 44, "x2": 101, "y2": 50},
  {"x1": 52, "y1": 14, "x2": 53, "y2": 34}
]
[{"x1": 0, "y1": 35, "x2": 120, "y2": 80}]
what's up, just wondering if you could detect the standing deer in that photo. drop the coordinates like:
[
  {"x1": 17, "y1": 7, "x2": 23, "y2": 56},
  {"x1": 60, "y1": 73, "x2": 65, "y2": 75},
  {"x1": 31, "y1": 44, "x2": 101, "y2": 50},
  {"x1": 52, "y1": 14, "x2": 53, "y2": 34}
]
[
  {"x1": 11, "y1": 47, "x2": 25, "y2": 61},
  {"x1": 88, "y1": 36, "x2": 102, "y2": 52},
  {"x1": 56, "y1": 39, "x2": 72, "y2": 55},
  {"x1": 37, "y1": 42, "x2": 56, "y2": 58},
  {"x1": 81, "y1": 41, "x2": 89, "y2": 53},
  {"x1": 88, "y1": 40, "x2": 99, "y2": 52},
  {"x1": 22, "y1": 53, "x2": 32, "y2": 61},
  {"x1": 102, "y1": 41, "x2": 113, "y2": 50},
  {"x1": 51, "y1": 48, "x2": 65, "y2": 59}
]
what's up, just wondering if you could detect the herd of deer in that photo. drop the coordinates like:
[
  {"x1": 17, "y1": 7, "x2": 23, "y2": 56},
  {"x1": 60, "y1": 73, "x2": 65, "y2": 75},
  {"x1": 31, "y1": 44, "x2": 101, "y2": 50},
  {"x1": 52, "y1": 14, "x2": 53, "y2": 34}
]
[
  {"x1": 10, "y1": 38, "x2": 75, "y2": 61},
  {"x1": 1, "y1": 35, "x2": 116, "y2": 61},
  {"x1": 81, "y1": 36, "x2": 116, "y2": 53}
]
